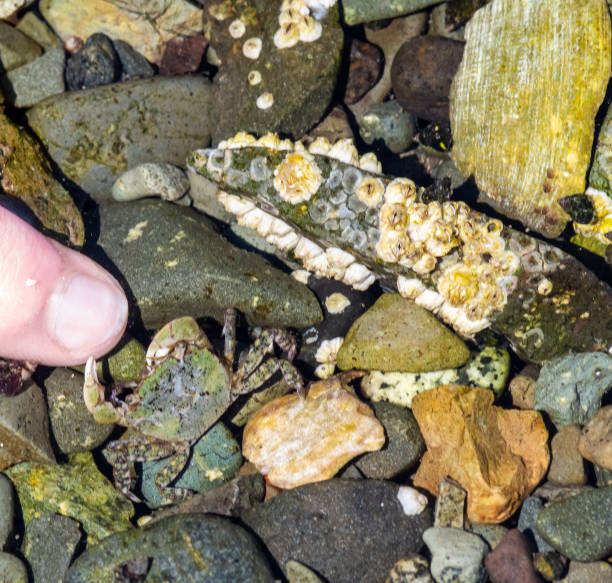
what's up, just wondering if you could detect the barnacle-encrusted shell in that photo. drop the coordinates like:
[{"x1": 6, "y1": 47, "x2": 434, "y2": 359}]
[
  {"x1": 273, "y1": 151, "x2": 323, "y2": 203},
  {"x1": 450, "y1": 0, "x2": 611, "y2": 238}
]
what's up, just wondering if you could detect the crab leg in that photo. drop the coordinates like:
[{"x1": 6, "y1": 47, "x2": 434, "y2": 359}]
[
  {"x1": 222, "y1": 307, "x2": 238, "y2": 366},
  {"x1": 83, "y1": 357, "x2": 128, "y2": 424},
  {"x1": 153, "y1": 443, "x2": 194, "y2": 503},
  {"x1": 232, "y1": 357, "x2": 304, "y2": 399}
]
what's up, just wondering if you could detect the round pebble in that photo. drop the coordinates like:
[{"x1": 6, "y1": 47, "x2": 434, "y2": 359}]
[{"x1": 112, "y1": 162, "x2": 189, "y2": 202}]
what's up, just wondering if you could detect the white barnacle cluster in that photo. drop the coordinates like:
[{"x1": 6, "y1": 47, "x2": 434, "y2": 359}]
[
  {"x1": 273, "y1": 0, "x2": 336, "y2": 49},
  {"x1": 273, "y1": 151, "x2": 323, "y2": 204},
  {"x1": 314, "y1": 336, "x2": 344, "y2": 379}
]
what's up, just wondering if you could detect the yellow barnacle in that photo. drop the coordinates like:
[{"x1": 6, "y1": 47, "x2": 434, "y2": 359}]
[
  {"x1": 384, "y1": 178, "x2": 417, "y2": 205},
  {"x1": 355, "y1": 176, "x2": 385, "y2": 207},
  {"x1": 438, "y1": 266, "x2": 479, "y2": 305},
  {"x1": 274, "y1": 21, "x2": 300, "y2": 48},
  {"x1": 379, "y1": 203, "x2": 407, "y2": 230},
  {"x1": 273, "y1": 151, "x2": 323, "y2": 204},
  {"x1": 375, "y1": 230, "x2": 407, "y2": 263}
]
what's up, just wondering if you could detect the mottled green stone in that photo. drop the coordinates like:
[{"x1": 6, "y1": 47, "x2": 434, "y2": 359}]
[
  {"x1": 72, "y1": 337, "x2": 146, "y2": 383},
  {"x1": 3, "y1": 452, "x2": 134, "y2": 545},
  {"x1": 342, "y1": 0, "x2": 444, "y2": 25}
]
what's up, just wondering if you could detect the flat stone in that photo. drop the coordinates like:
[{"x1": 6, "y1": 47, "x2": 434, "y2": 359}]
[
  {"x1": 4, "y1": 452, "x2": 134, "y2": 545},
  {"x1": 40, "y1": 0, "x2": 202, "y2": 63},
  {"x1": 358, "y1": 100, "x2": 415, "y2": 153},
  {"x1": 112, "y1": 162, "x2": 189, "y2": 202},
  {"x1": 0, "y1": 21, "x2": 41, "y2": 71},
  {"x1": 241, "y1": 479, "x2": 433, "y2": 583},
  {"x1": 468, "y1": 524, "x2": 508, "y2": 551},
  {"x1": 342, "y1": 0, "x2": 444, "y2": 25},
  {"x1": 1, "y1": 45, "x2": 65, "y2": 107},
  {"x1": 0, "y1": 474, "x2": 14, "y2": 550},
  {"x1": 64, "y1": 514, "x2": 275, "y2": 583},
  {"x1": 578, "y1": 405, "x2": 612, "y2": 470},
  {"x1": 548, "y1": 425, "x2": 587, "y2": 486},
  {"x1": 355, "y1": 400, "x2": 425, "y2": 479},
  {"x1": 562, "y1": 561, "x2": 612, "y2": 583},
  {"x1": 423, "y1": 526, "x2": 488, "y2": 583},
  {"x1": 94, "y1": 200, "x2": 323, "y2": 329},
  {"x1": 27, "y1": 76, "x2": 213, "y2": 202},
  {"x1": 517, "y1": 496, "x2": 554, "y2": 552},
  {"x1": 204, "y1": 0, "x2": 343, "y2": 143},
  {"x1": 141, "y1": 422, "x2": 242, "y2": 508},
  {"x1": 44, "y1": 367, "x2": 114, "y2": 454},
  {"x1": 337, "y1": 294, "x2": 469, "y2": 372},
  {"x1": 535, "y1": 486, "x2": 612, "y2": 561},
  {"x1": 434, "y1": 476, "x2": 466, "y2": 528},
  {"x1": 0, "y1": 383, "x2": 55, "y2": 471},
  {"x1": 22, "y1": 514, "x2": 81, "y2": 583},
  {"x1": 0, "y1": 552, "x2": 27, "y2": 583},
  {"x1": 484, "y1": 529, "x2": 540, "y2": 583},
  {"x1": 534, "y1": 351, "x2": 612, "y2": 429},
  {"x1": 412, "y1": 386, "x2": 549, "y2": 523}
]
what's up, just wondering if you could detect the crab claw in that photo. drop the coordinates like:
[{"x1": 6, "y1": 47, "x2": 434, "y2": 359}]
[{"x1": 83, "y1": 357, "x2": 122, "y2": 424}]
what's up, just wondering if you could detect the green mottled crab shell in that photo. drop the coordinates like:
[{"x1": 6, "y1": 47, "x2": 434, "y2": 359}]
[{"x1": 130, "y1": 348, "x2": 230, "y2": 442}]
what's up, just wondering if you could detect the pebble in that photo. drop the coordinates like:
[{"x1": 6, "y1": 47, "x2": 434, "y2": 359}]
[
  {"x1": 0, "y1": 383, "x2": 55, "y2": 470},
  {"x1": 533, "y1": 351, "x2": 612, "y2": 428},
  {"x1": 412, "y1": 386, "x2": 549, "y2": 523},
  {"x1": 336, "y1": 294, "x2": 469, "y2": 372},
  {"x1": 44, "y1": 367, "x2": 114, "y2": 454},
  {"x1": 345, "y1": 37, "x2": 384, "y2": 104},
  {"x1": 562, "y1": 560, "x2": 612, "y2": 583},
  {"x1": 547, "y1": 425, "x2": 587, "y2": 486},
  {"x1": 141, "y1": 422, "x2": 242, "y2": 508},
  {"x1": 343, "y1": 0, "x2": 447, "y2": 26},
  {"x1": 65, "y1": 32, "x2": 120, "y2": 90},
  {"x1": 0, "y1": 552, "x2": 28, "y2": 583},
  {"x1": 159, "y1": 34, "x2": 208, "y2": 75},
  {"x1": 358, "y1": 100, "x2": 416, "y2": 153},
  {"x1": 355, "y1": 400, "x2": 425, "y2": 479},
  {"x1": 517, "y1": 497, "x2": 554, "y2": 552},
  {"x1": 1, "y1": 45, "x2": 65, "y2": 107},
  {"x1": 594, "y1": 463, "x2": 612, "y2": 487},
  {"x1": 15, "y1": 11, "x2": 61, "y2": 50},
  {"x1": 22, "y1": 513, "x2": 82, "y2": 583},
  {"x1": 535, "y1": 485, "x2": 612, "y2": 561},
  {"x1": 241, "y1": 479, "x2": 433, "y2": 583},
  {"x1": 533, "y1": 551, "x2": 567, "y2": 582},
  {"x1": 64, "y1": 514, "x2": 275, "y2": 582},
  {"x1": 0, "y1": 20, "x2": 41, "y2": 71},
  {"x1": 0, "y1": 0, "x2": 31, "y2": 19},
  {"x1": 0, "y1": 474, "x2": 14, "y2": 550},
  {"x1": 385, "y1": 554, "x2": 433, "y2": 583},
  {"x1": 243, "y1": 375, "x2": 384, "y2": 489},
  {"x1": 391, "y1": 36, "x2": 464, "y2": 122},
  {"x1": 286, "y1": 560, "x2": 326, "y2": 583},
  {"x1": 578, "y1": 405, "x2": 612, "y2": 470},
  {"x1": 509, "y1": 364, "x2": 538, "y2": 409},
  {"x1": 112, "y1": 162, "x2": 190, "y2": 202},
  {"x1": 113, "y1": 39, "x2": 154, "y2": 81},
  {"x1": 423, "y1": 526, "x2": 488, "y2": 583},
  {"x1": 468, "y1": 524, "x2": 508, "y2": 551},
  {"x1": 434, "y1": 476, "x2": 466, "y2": 528},
  {"x1": 484, "y1": 529, "x2": 541, "y2": 583}
]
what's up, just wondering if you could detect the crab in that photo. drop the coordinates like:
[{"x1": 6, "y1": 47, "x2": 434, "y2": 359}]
[{"x1": 83, "y1": 308, "x2": 303, "y2": 504}]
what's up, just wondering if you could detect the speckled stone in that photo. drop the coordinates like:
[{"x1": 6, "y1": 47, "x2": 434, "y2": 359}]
[
  {"x1": 468, "y1": 524, "x2": 508, "y2": 551},
  {"x1": 0, "y1": 21, "x2": 41, "y2": 71},
  {"x1": 112, "y1": 162, "x2": 189, "y2": 202},
  {"x1": 0, "y1": 474, "x2": 14, "y2": 550},
  {"x1": 484, "y1": 529, "x2": 541, "y2": 583},
  {"x1": 548, "y1": 425, "x2": 587, "y2": 485},
  {"x1": 337, "y1": 294, "x2": 469, "y2": 372},
  {"x1": 434, "y1": 476, "x2": 466, "y2": 528},
  {"x1": 286, "y1": 560, "x2": 326, "y2": 583},
  {"x1": 517, "y1": 496, "x2": 554, "y2": 552},
  {"x1": 358, "y1": 100, "x2": 415, "y2": 153},
  {"x1": 0, "y1": 552, "x2": 27, "y2": 583},
  {"x1": 385, "y1": 554, "x2": 433, "y2": 583},
  {"x1": 65, "y1": 32, "x2": 120, "y2": 90},
  {"x1": 563, "y1": 560, "x2": 612, "y2": 583}
]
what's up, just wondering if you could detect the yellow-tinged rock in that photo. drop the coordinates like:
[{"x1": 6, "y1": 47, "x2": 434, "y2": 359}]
[
  {"x1": 412, "y1": 385, "x2": 549, "y2": 523},
  {"x1": 450, "y1": 0, "x2": 611, "y2": 238},
  {"x1": 40, "y1": 0, "x2": 202, "y2": 63},
  {"x1": 242, "y1": 374, "x2": 385, "y2": 489}
]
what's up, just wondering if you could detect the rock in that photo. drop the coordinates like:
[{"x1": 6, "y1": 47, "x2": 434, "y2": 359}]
[
  {"x1": 412, "y1": 386, "x2": 549, "y2": 523},
  {"x1": 547, "y1": 425, "x2": 587, "y2": 486},
  {"x1": 509, "y1": 364, "x2": 538, "y2": 410},
  {"x1": 337, "y1": 294, "x2": 469, "y2": 372},
  {"x1": 65, "y1": 32, "x2": 120, "y2": 90},
  {"x1": 159, "y1": 34, "x2": 208, "y2": 75},
  {"x1": 354, "y1": 401, "x2": 425, "y2": 479},
  {"x1": 0, "y1": 110, "x2": 84, "y2": 245},
  {"x1": 578, "y1": 405, "x2": 612, "y2": 470},
  {"x1": 0, "y1": 0, "x2": 33, "y2": 19},
  {"x1": 535, "y1": 486, "x2": 612, "y2": 561},
  {"x1": 430, "y1": 0, "x2": 488, "y2": 38},
  {"x1": 345, "y1": 38, "x2": 384, "y2": 105},
  {"x1": 362, "y1": 345, "x2": 510, "y2": 408},
  {"x1": 4, "y1": 452, "x2": 134, "y2": 545},
  {"x1": 423, "y1": 526, "x2": 488, "y2": 583},
  {"x1": 533, "y1": 551, "x2": 566, "y2": 582},
  {"x1": 112, "y1": 162, "x2": 190, "y2": 202},
  {"x1": 95, "y1": 200, "x2": 323, "y2": 329},
  {"x1": 468, "y1": 524, "x2": 508, "y2": 551},
  {"x1": 385, "y1": 555, "x2": 433, "y2": 583},
  {"x1": 243, "y1": 375, "x2": 384, "y2": 488},
  {"x1": 141, "y1": 422, "x2": 242, "y2": 508},
  {"x1": 204, "y1": 0, "x2": 343, "y2": 143},
  {"x1": 562, "y1": 561, "x2": 612, "y2": 583},
  {"x1": 65, "y1": 513, "x2": 275, "y2": 582},
  {"x1": 241, "y1": 479, "x2": 433, "y2": 583},
  {"x1": 533, "y1": 482, "x2": 594, "y2": 503},
  {"x1": 594, "y1": 463, "x2": 612, "y2": 487},
  {"x1": 342, "y1": 0, "x2": 446, "y2": 25},
  {"x1": 307, "y1": 105, "x2": 355, "y2": 143},
  {"x1": 286, "y1": 560, "x2": 326, "y2": 583},
  {"x1": 434, "y1": 476, "x2": 466, "y2": 528},
  {"x1": 113, "y1": 40, "x2": 154, "y2": 81},
  {"x1": 484, "y1": 529, "x2": 541, "y2": 583},
  {"x1": 391, "y1": 36, "x2": 464, "y2": 122},
  {"x1": 450, "y1": 0, "x2": 611, "y2": 238},
  {"x1": 22, "y1": 513, "x2": 81, "y2": 583},
  {"x1": 0, "y1": 552, "x2": 27, "y2": 583},
  {"x1": 0, "y1": 383, "x2": 55, "y2": 471},
  {"x1": 15, "y1": 11, "x2": 60, "y2": 50},
  {"x1": 40, "y1": 0, "x2": 202, "y2": 63},
  {"x1": 231, "y1": 379, "x2": 293, "y2": 427},
  {"x1": 44, "y1": 367, "x2": 114, "y2": 454},
  {"x1": 1, "y1": 45, "x2": 65, "y2": 107},
  {"x1": 0, "y1": 21, "x2": 41, "y2": 71},
  {"x1": 533, "y1": 351, "x2": 612, "y2": 429},
  {"x1": 518, "y1": 497, "x2": 554, "y2": 552},
  {"x1": 0, "y1": 474, "x2": 14, "y2": 550},
  {"x1": 27, "y1": 76, "x2": 213, "y2": 202},
  {"x1": 358, "y1": 100, "x2": 415, "y2": 153}
]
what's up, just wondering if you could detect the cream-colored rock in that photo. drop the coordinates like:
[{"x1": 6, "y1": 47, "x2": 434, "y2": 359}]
[
  {"x1": 578, "y1": 405, "x2": 612, "y2": 470},
  {"x1": 243, "y1": 375, "x2": 385, "y2": 489},
  {"x1": 412, "y1": 385, "x2": 549, "y2": 523}
]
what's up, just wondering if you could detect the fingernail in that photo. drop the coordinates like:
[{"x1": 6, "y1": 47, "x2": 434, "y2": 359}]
[{"x1": 46, "y1": 273, "x2": 128, "y2": 351}]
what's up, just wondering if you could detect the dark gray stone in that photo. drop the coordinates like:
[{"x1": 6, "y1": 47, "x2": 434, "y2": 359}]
[
  {"x1": 0, "y1": 474, "x2": 14, "y2": 551},
  {"x1": 535, "y1": 486, "x2": 612, "y2": 561},
  {"x1": 113, "y1": 39, "x2": 155, "y2": 81},
  {"x1": 95, "y1": 200, "x2": 323, "y2": 329},
  {"x1": 65, "y1": 514, "x2": 275, "y2": 582},
  {"x1": 358, "y1": 100, "x2": 415, "y2": 153},
  {"x1": 65, "y1": 33, "x2": 120, "y2": 90},
  {"x1": 0, "y1": 552, "x2": 27, "y2": 583},
  {"x1": 517, "y1": 496, "x2": 554, "y2": 552},
  {"x1": 241, "y1": 479, "x2": 432, "y2": 583},
  {"x1": 27, "y1": 76, "x2": 213, "y2": 202},
  {"x1": 355, "y1": 401, "x2": 425, "y2": 479},
  {"x1": 22, "y1": 513, "x2": 82, "y2": 583}
]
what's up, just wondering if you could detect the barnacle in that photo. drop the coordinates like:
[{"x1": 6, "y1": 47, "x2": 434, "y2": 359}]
[
  {"x1": 256, "y1": 93, "x2": 274, "y2": 110},
  {"x1": 243, "y1": 37, "x2": 263, "y2": 59},
  {"x1": 229, "y1": 19, "x2": 246, "y2": 38},
  {"x1": 248, "y1": 70, "x2": 262, "y2": 85},
  {"x1": 329, "y1": 139, "x2": 360, "y2": 166},
  {"x1": 273, "y1": 151, "x2": 323, "y2": 204},
  {"x1": 384, "y1": 178, "x2": 417, "y2": 205},
  {"x1": 355, "y1": 176, "x2": 385, "y2": 207}
]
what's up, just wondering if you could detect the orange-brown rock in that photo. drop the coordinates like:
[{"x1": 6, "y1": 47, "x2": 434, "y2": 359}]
[
  {"x1": 412, "y1": 385, "x2": 549, "y2": 523},
  {"x1": 243, "y1": 374, "x2": 385, "y2": 489}
]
